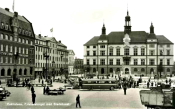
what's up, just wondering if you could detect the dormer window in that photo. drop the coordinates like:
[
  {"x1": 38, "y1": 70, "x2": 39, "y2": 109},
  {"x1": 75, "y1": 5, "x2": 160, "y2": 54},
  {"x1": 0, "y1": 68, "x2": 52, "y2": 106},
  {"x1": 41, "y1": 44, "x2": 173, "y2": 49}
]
[
  {"x1": 100, "y1": 45, "x2": 105, "y2": 48},
  {"x1": 1, "y1": 22, "x2": 4, "y2": 29},
  {"x1": 5, "y1": 24, "x2": 8, "y2": 30},
  {"x1": 29, "y1": 31, "x2": 31, "y2": 36},
  {"x1": 22, "y1": 30, "x2": 25, "y2": 35},
  {"x1": 25, "y1": 31, "x2": 28, "y2": 35},
  {"x1": 18, "y1": 28, "x2": 21, "y2": 34}
]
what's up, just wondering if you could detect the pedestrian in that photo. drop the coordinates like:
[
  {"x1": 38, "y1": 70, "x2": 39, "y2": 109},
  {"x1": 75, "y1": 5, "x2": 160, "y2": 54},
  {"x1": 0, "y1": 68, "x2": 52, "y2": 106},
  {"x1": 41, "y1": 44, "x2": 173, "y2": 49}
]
[
  {"x1": 147, "y1": 81, "x2": 149, "y2": 88},
  {"x1": 0, "y1": 80, "x2": 1, "y2": 85},
  {"x1": 42, "y1": 80, "x2": 44, "y2": 86},
  {"x1": 134, "y1": 81, "x2": 136, "y2": 88},
  {"x1": 38, "y1": 78, "x2": 40, "y2": 83},
  {"x1": 46, "y1": 86, "x2": 50, "y2": 95},
  {"x1": 43, "y1": 86, "x2": 46, "y2": 95},
  {"x1": 31, "y1": 86, "x2": 34, "y2": 93},
  {"x1": 22, "y1": 81, "x2": 25, "y2": 87},
  {"x1": 32, "y1": 91, "x2": 36, "y2": 104},
  {"x1": 123, "y1": 81, "x2": 127, "y2": 95},
  {"x1": 76, "y1": 94, "x2": 81, "y2": 108}
]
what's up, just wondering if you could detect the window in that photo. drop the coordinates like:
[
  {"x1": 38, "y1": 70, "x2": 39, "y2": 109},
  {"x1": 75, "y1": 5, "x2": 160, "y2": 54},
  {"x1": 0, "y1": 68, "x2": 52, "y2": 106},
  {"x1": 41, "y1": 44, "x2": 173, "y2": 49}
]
[
  {"x1": 22, "y1": 39, "x2": 25, "y2": 43},
  {"x1": 160, "y1": 50, "x2": 163, "y2": 55},
  {"x1": 150, "y1": 50, "x2": 154, "y2": 55},
  {"x1": 110, "y1": 68, "x2": 113, "y2": 73},
  {"x1": 149, "y1": 59, "x2": 155, "y2": 65},
  {"x1": 109, "y1": 48, "x2": 113, "y2": 56},
  {"x1": 134, "y1": 59, "x2": 137, "y2": 65},
  {"x1": 14, "y1": 37, "x2": 17, "y2": 41},
  {"x1": 141, "y1": 59, "x2": 145, "y2": 65},
  {"x1": 100, "y1": 45, "x2": 105, "y2": 48},
  {"x1": 26, "y1": 48, "x2": 28, "y2": 54},
  {"x1": 116, "y1": 59, "x2": 120, "y2": 65},
  {"x1": 87, "y1": 51, "x2": 90, "y2": 56},
  {"x1": 5, "y1": 57, "x2": 8, "y2": 63},
  {"x1": 10, "y1": 57, "x2": 12, "y2": 63},
  {"x1": 167, "y1": 59, "x2": 170, "y2": 65},
  {"x1": 134, "y1": 68, "x2": 138, "y2": 72},
  {"x1": 93, "y1": 68, "x2": 96, "y2": 72},
  {"x1": 15, "y1": 47, "x2": 17, "y2": 53},
  {"x1": 10, "y1": 46, "x2": 12, "y2": 52},
  {"x1": 1, "y1": 44, "x2": 3, "y2": 51},
  {"x1": 160, "y1": 59, "x2": 163, "y2": 64},
  {"x1": 134, "y1": 48, "x2": 137, "y2": 56},
  {"x1": 100, "y1": 51, "x2": 105, "y2": 56},
  {"x1": 0, "y1": 34, "x2": 3, "y2": 39},
  {"x1": 1, "y1": 22, "x2": 4, "y2": 29},
  {"x1": 93, "y1": 46, "x2": 96, "y2": 48},
  {"x1": 5, "y1": 24, "x2": 8, "y2": 30},
  {"x1": 141, "y1": 68, "x2": 145, "y2": 72},
  {"x1": 100, "y1": 59, "x2": 105, "y2": 65},
  {"x1": 149, "y1": 44, "x2": 155, "y2": 48},
  {"x1": 141, "y1": 48, "x2": 145, "y2": 56},
  {"x1": 26, "y1": 40, "x2": 28, "y2": 44},
  {"x1": 93, "y1": 51, "x2": 96, "y2": 56},
  {"x1": 18, "y1": 38, "x2": 21, "y2": 42},
  {"x1": 26, "y1": 59, "x2": 28, "y2": 64},
  {"x1": 93, "y1": 59, "x2": 96, "y2": 65},
  {"x1": 167, "y1": 68, "x2": 170, "y2": 72},
  {"x1": 6, "y1": 45, "x2": 8, "y2": 52},
  {"x1": 116, "y1": 48, "x2": 120, "y2": 56},
  {"x1": 124, "y1": 48, "x2": 129, "y2": 55},
  {"x1": 167, "y1": 50, "x2": 170, "y2": 55},
  {"x1": 10, "y1": 36, "x2": 13, "y2": 41},
  {"x1": 23, "y1": 48, "x2": 25, "y2": 54},
  {"x1": 5, "y1": 35, "x2": 8, "y2": 40},
  {"x1": 87, "y1": 59, "x2": 89, "y2": 65},
  {"x1": 109, "y1": 59, "x2": 113, "y2": 65},
  {"x1": 167, "y1": 44, "x2": 170, "y2": 48},
  {"x1": 23, "y1": 58, "x2": 24, "y2": 64},
  {"x1": 87, "y1": 46, "x2": 89, "y2": 48},
  {"x1": 0, "y1": 57, "x2": 3, "y2": 63},
  {"x1": 31, "y1": 41, "x2": 33, "y2": 45}
]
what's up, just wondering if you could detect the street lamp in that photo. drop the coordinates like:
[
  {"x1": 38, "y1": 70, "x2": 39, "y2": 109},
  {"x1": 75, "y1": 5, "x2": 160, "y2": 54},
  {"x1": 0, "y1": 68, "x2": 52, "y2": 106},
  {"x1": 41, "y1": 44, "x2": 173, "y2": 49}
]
[
  {"x1": 13, "y1": 52, "x2": 19, "y2": 81},
  {"x1": 52, "y1": 61, "x2": 55, "y2": 79},
  {"x1": 43, "y1": 52, "x2": 49, "y2": 80}
]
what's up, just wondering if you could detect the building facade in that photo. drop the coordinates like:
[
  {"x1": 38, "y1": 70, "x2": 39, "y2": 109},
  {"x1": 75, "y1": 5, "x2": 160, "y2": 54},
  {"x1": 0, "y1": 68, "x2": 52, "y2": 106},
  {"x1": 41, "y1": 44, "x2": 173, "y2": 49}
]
[
  {"x1": 0, "y1": 7, "x2": 35, "y2": 82},
  {"x1": 83, "y1": 10, "x2": 174, "y2": 77},
  {"x1": 74, "y1": 58, "x2": 83, "y2": 74},
  {"x1": 68, "y1": 50, "x2": 75, "y2": 74},
  {"x1": 35, "y1": 34, "x2": 68, "y2": 79}
]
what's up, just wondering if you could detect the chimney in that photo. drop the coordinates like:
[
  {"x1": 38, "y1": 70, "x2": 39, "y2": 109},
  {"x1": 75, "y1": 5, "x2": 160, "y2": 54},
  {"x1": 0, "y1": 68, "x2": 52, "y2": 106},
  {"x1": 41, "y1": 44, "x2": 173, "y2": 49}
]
[
  {"x1": 14, "y1": 12, "x2": 18, "y2": 17},
  {"x1": 38, "y1": 34, "x2": 41, "y2": 38},
  {"x1": 5, "y1": 8, "x2": 9, "y2": 12},
  {"x1": 59, "y1": 40, "x2": 61, "y2": 43}
]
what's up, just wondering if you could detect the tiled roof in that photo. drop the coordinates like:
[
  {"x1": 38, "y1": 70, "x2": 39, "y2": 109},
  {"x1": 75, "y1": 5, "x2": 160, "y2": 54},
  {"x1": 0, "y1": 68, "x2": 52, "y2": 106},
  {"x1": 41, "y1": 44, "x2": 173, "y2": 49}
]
[
  {"x1": 99, "y1": 34, "x2": 107, "y2": 40},
  {"x1": 84, "y1": 31, "x2": 173, "y2": 45},
  {"x1": 0, "y1": 7, "x2": 29, "y2": 23},
  {"x1": 156, "y1": 35, "x2": 173, "y2": 44},
  {"x1": 35, "y1": 34, "x2": 46, "y2": 41}
]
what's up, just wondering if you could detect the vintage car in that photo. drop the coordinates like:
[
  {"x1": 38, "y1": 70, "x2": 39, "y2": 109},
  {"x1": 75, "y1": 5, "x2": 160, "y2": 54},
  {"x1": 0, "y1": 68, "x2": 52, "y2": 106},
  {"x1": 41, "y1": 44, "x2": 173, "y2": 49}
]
[{"x1": 0, "y1": 87, "x2": 6, "y2": 100}]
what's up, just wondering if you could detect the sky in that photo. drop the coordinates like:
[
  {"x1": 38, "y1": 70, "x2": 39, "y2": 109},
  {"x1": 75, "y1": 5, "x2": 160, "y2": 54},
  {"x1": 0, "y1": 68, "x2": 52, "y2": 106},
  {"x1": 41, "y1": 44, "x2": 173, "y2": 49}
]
[{"x1": 0, "y1": 0, "x2": 175, "y2": 59}]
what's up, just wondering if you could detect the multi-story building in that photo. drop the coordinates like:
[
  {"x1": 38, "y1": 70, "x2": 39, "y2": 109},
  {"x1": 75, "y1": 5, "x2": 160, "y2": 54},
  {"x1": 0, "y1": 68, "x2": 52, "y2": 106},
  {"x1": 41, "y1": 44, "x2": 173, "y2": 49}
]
[
  {"x1": 0, "y1": 7, "x2": 35, "y2": 82},
  {"x1": 35, "y1": 34, "x2": 68, "y2": 79},
  {"x1": 83, "y1": 10, "x2": 174, "y2": 77},
  {"x1": 74, "y1": 58, "x2": 83, "y2": 74},
  {"x1": 68, "y1": 50, "x2": 75, "y2": 74}
]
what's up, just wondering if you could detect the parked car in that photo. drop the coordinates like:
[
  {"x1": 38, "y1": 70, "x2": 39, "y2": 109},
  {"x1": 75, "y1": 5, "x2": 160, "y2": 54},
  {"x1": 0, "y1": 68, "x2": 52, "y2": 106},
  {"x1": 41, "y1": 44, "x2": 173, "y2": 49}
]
[
  {"x1": 64, "y1": 84, "x2": 73, "y2": 89},
  {"x1": 0, "y1": 87, "x2": 6, "y2": 100}
]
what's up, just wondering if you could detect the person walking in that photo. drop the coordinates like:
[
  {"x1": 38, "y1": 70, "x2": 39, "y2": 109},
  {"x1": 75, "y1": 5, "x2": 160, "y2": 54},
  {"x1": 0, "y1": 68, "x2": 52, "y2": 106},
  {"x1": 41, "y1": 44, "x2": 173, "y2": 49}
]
[
  {"x1": 42, "y1": 80, "x2": 44, "y2": 86},
  {"x1": 46, "y1": 86, "x2": 50, "y2": 95},
  {"x1": 31, "y1": 86, "x2": 35, "y2": 93},
  {"x1": 123, "y1": 81, "x2": 128, "y2": 95},
  {"x1": 147, "y1": 81, "x2": 150, "y2": 88},
  {"x1": 32, "y1": 91, "x2": 36, "y2": 104},
  {"x1": 76, "y1": 94, "x2": 81, "y2": 108},
  {"x1": 43, "y1": 86, "x2": 46, "y2": 95}
]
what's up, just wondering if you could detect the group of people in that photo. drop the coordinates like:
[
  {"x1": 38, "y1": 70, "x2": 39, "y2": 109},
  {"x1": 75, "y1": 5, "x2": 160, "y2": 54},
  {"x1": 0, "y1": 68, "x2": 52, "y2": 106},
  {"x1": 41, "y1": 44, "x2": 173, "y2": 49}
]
[{"x1": 43, "y1": 86, "x2": 50, "y2": 95}]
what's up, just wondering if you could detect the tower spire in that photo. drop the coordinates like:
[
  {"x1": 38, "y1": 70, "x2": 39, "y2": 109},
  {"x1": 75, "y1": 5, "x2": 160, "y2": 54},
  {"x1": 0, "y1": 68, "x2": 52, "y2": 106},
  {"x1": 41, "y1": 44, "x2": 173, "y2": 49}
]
[
  {"x1": 124, "y1": 7, "x2": 131, "y2": 34},
  {"x1": 150, "y1": 22, "x2": 154, "y2": 34},
  {"x1": 102, "y1": 22, "x2": 106, "y2": 35}
]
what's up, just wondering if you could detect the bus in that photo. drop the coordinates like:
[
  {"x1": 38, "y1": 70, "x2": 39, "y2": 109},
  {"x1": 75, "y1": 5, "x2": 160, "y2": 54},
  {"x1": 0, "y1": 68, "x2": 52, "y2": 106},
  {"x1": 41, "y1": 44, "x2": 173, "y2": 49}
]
[{"x1": 79, "y1": 79, "x2": 120, "y2": 90}]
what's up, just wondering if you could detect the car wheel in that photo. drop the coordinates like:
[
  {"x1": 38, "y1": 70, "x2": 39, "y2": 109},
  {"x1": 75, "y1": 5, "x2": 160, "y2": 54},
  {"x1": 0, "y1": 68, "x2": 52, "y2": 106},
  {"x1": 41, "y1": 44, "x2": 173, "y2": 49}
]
[{"x1": 110, "y1": 87, "x2": 114, "y2": 91}]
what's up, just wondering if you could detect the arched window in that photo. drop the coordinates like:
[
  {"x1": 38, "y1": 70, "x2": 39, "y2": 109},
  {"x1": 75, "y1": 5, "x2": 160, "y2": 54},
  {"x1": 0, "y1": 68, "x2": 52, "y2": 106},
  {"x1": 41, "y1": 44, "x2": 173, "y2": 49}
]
[
  {"x1": 5, "y1": 35, "x2": 8, "y2": 40},
  {"x1": 93, "y1": 68, "x2": 96, "y2": 72},
  {"x1": 134, "y1": 68, "x2": 138, "y2": 72},
  {"x1": 110, "y1": 68, "x2": 113, "y2": 73},
  {"x1": 7, "y1": 69, "x2": 11, "y2": 76},
  {"x1": 167, "y1": 68, "x2": 170, "y2": 72},
  {"x1": 1, "y1": 69, "x2": 5, "y2": 76},
  {"x1": 116, "y1": 68, "x2": 120, "y2": 72},
  {"x1": 19, "y1": 69, "x2": 22, "y2": 75},
  {"x1": 0, "y1": 34, "x2": 4, "y2": 39},
  {"x1": 24, "y1": 69, "x2": 27, "y2": 75},
  {"x1": 19, "y1": 38, "x2": 21, "y2": 42},
  {"x1": 10, "y1": 36, "x2": 13, "y2": 41},
  {"x1": 141, "y1": 68, "x2": 145, "y2": 72},
  {"x1": 1, "y1": 44, "x2": 3, "y2": 51}
]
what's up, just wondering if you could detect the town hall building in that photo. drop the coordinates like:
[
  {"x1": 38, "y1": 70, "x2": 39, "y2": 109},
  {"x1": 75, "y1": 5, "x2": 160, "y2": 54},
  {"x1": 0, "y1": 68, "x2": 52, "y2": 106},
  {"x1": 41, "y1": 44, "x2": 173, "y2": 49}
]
[{"x1": 83, "y1": 10, "x2": 174, "y2": 77}]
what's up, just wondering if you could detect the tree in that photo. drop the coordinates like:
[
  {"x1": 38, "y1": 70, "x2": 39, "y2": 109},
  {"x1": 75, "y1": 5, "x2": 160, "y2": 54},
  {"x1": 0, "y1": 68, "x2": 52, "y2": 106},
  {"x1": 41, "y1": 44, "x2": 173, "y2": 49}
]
[{"x1": 158, "y1": 62, "x2": 164, "y2": 78}]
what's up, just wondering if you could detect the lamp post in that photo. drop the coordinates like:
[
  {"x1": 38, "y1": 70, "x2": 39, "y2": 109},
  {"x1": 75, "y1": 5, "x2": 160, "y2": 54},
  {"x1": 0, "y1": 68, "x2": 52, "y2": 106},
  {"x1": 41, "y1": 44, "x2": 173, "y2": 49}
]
[
  {"x1": 52, "y1": 61, "x2": 55, "y2": 79},
  {"x1": 13, "y1": 52, "x2": 19, "y2": 81},
  {"x1": 43, "y1": 52, "x2": 49, "y2": 80}
]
